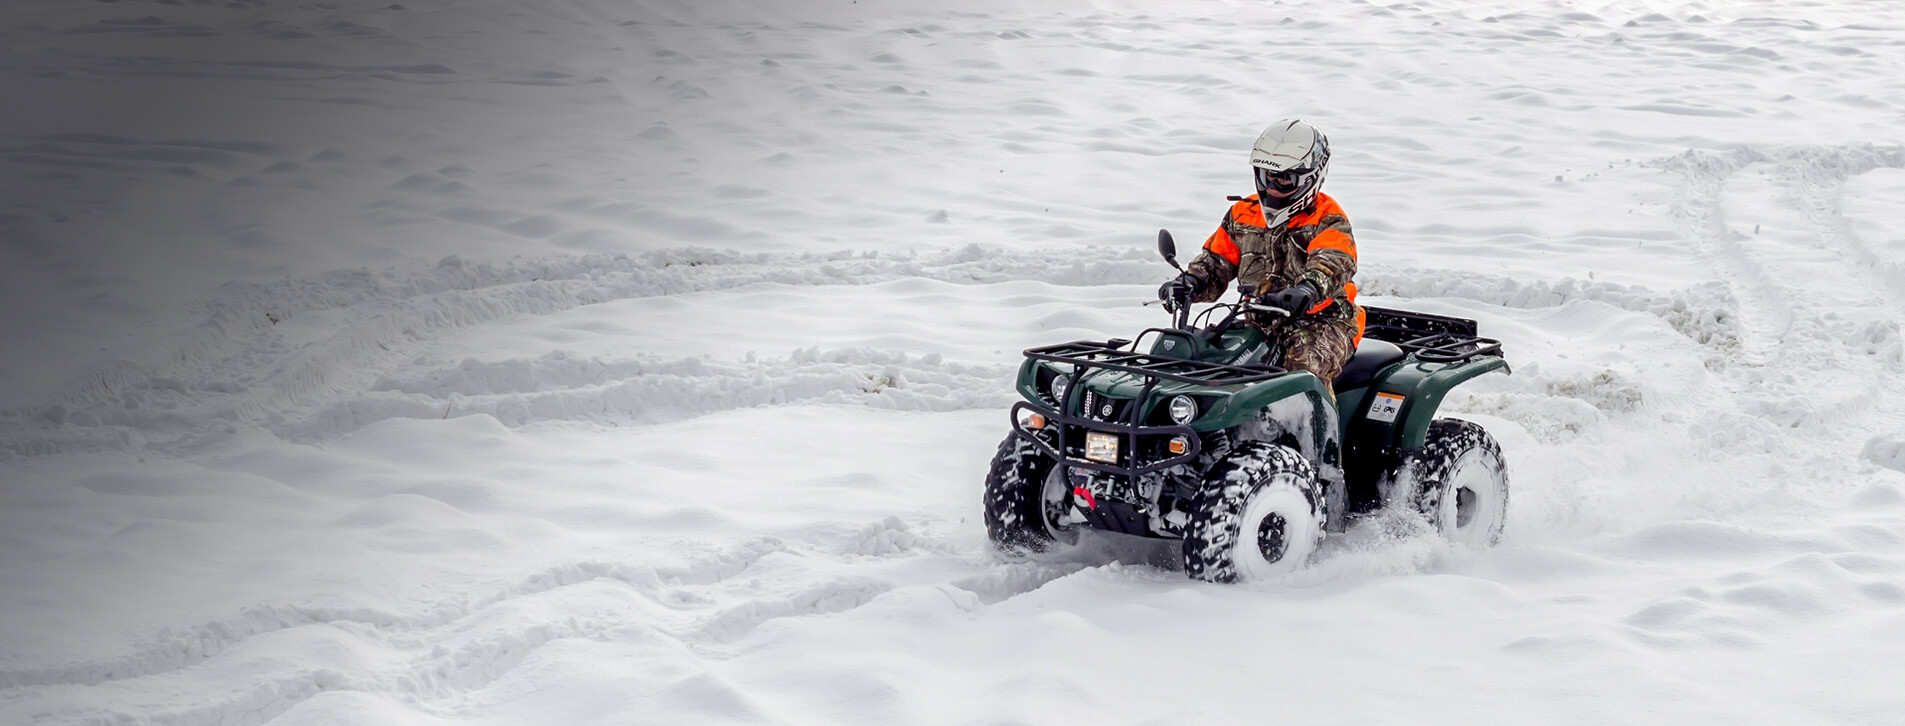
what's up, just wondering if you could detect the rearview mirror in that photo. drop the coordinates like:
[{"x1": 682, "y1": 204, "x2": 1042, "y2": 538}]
[{"x1": 1157, "y1": 229, "x2": 1182, "y2": 271}]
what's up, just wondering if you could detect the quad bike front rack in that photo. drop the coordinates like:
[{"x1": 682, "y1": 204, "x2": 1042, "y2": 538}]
[
  {"x1": 1010, "y1": 337, "x2": 1286, "y2": 478},
  {"x1": 1022, "y1": 336, "x2": 1285, "y2": 386}
]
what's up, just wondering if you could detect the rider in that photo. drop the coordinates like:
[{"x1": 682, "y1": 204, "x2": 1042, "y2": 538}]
[{"x1": 1158, "y1": 119, "x2": 1364, "y2": 391}]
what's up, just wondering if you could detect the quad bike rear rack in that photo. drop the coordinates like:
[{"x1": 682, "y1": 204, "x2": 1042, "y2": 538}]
[{"x1": 1362, "y1": 306, "x2": 1504, "y2": 364}]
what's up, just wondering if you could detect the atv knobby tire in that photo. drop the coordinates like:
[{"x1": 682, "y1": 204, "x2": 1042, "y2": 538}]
[
  {"x1": 1407, "y1": 419, "x2": 1509, "y2": 546},
  {"x1": 1183, "y1": 442, "x2": 1326, "y2": 583},
  {"x1": 983, "y1": 434, "x2": 1077, "y2": 555}
]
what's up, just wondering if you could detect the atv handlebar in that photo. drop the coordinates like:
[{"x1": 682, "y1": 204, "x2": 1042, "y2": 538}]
[
  {"x1": 1150, "y1": 228, "x2": 1289, "y2": 338},
  {"x1": 1152, "y1": 295, "x2": 1287, "y2": 341},
  {"x1": 1242, "y1": 301, "x2": 1292, "y2": 318},
  {"x1": 1148, "y1": 292, "x2": 1199, "y2": 330}
]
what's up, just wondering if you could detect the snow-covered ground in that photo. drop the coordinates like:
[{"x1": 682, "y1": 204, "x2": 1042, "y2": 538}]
[{"x1": 4, "y1": 0, "x2": 1905, "y2": 723}]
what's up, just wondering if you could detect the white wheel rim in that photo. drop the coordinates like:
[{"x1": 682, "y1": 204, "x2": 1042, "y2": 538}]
[
  {"x1": 1441, "y1": 449, "x2": 1505, "y2": 546},
  {"x1": 1233, "y1": 478, "x2": 1320, "y2": 580},
  {"x1": 1041, "y1": 466, "x2": 1079, "y2": 545}
]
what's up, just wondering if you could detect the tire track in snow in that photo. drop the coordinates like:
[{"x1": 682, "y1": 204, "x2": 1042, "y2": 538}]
[
  {"x1": 1655, "y1": 147, "x2": 1799, "y2": 365},
  {"x1": 0, "y1": 237, "x2": 1744, "y2": 461},
  {"x1": 0, "y1": 539, "x2": 784, "y2": 691},
  {"x1": 1657, "y1": 145, "x2": 1905, "y2": 358},
  {"x1": 0, "y1": 246, "x2": 1156, "y2": 457},
  {"x1": 694, "y1": 577, "x2": 895, "y2": 645},
  {"x1": 0, "y1": 244, "x2": 1751, "y2": 458},
  {"x1": 2, "y1": 526, "x2": 928, "y2": 726},
  {"x1": 1654, "y1": 144, "x2": 1905, "y2": 443},
  {"x1": 1783, "y1": 145, "x2": 1905, "y2": 297},
  {"x1": 1359, "y1": 266, "x2": 1742, "y2": 349},
  {"x1": 278, "y1": 347, "x2": 1015, "y2": 443},
  {"x1": 1749, "y1": 146, "x2": 1905, "y2": 469},
  {"x1": 29, "y1": 605, "x2": 629, "y2": 726},
  {"x1": 0, "y1": 535, "x2": 916, "y2": 726}
]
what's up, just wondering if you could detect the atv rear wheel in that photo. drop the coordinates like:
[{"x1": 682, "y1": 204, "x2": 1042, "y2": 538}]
[
  {"x1": 1183, "y1": 442, "x2": 1326, "y2": 583},
  {"x1": 1407, "y1": 419, "x2": 1509, "y2": 546},
  {"x1": 983, "y1": 434, "x2": 1077, "y2": 555}
]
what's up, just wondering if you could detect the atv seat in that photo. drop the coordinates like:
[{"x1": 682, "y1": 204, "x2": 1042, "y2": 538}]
[{"x1": 1332, "y1": 339, "x2": 1405, "y2": 390}]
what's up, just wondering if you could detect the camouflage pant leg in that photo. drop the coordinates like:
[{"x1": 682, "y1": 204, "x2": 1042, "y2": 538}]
[{"x1": 1273, "y1": 315, "x2": 1359, "y2": 393}]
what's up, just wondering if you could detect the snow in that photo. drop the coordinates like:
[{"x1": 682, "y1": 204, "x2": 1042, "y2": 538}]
[{"x1": 4, "y1": 0, "x2": 1905, "y2": 723}]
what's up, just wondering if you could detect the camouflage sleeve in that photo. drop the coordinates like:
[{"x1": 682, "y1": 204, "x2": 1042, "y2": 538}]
[
  {"x1": 1184, "y1": 209, "x2": 1241, "y2": 303},
  {"x1": 1301, "y1": 248, "x2": 1356, "y2": 298},
  {"x1": 1300, "y1": 213, "x2": 1356, "y2": 300},
  {"x1": 1185, "y1": 248, "x2": 1235, "y2": 303}
]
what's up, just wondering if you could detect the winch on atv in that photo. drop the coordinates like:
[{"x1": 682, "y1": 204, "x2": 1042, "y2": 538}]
[{"x1": 983, "y1": 230, "x2": 1511, "y2": 582}]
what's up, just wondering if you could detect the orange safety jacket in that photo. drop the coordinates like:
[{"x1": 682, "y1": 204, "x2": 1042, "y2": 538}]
[{"x1": 1186, "y1": 191, "x2": 1364, "y2": 341}]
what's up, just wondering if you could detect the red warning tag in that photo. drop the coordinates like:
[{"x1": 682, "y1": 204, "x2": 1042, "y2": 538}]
[{"x1": 1072, "y1": 484, "x2": 1097, "y2": 509}]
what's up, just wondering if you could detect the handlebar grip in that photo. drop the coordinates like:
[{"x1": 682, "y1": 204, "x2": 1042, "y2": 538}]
[{"x1": 1245, "y1": 302, "x2": 1290, "y2": 317}]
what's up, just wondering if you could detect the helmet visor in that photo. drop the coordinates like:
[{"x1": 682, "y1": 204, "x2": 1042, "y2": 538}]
[{"x1": 1256, "y1": 166, "x2": 1317, "y2": 209}]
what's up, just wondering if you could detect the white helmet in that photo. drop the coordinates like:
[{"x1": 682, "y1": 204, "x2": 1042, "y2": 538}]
[{"x1": 1249, "y1": 119, "x2": 1330, "y2": 227}]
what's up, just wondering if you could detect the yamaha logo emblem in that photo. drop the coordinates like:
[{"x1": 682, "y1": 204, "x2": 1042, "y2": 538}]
[{"x1": 1100, "y1": 404, "x2": 1113, "y2": 417}]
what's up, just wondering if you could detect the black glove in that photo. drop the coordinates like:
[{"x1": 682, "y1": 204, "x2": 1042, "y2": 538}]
[
  {"x1": 1157, "y1": 274, "x2": 1201, "y2": 308},
  {"x1": 1264, "y1": 281, "x2": 1322, "y2": 315}
]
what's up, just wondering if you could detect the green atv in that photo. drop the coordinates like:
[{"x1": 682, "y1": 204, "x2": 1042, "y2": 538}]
[{"x1": 983, "y1": 230, "x2": 1511, "y2": 582}]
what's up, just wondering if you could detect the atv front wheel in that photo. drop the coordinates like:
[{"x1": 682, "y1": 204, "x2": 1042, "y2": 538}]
[
  {"x1": 1407, "y1": 419, "x2": 1509, "y2": 546},
  {"x1": 982, "y1": 434, "x2": 1077, "y2": 555},
  {"x1": 1183, "y1": 442, "x2": 1326, "y2": 582}
]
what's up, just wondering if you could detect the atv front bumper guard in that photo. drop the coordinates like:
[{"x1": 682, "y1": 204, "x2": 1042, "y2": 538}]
[
  {"x1": 1009, "y1": 400, "x2": 1200, "y2": 477},
  {"x1": 1007, "y1": 337, "x2": 1286, "y2": 478}
]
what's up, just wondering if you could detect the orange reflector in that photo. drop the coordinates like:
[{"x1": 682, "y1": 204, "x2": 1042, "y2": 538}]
[
  {"x1": 1167, "y1": 435, "x2": 1190, "y2": 455},
  {"x1": 1027, "y1": 413, "x2": 1047, "y2": 429}
]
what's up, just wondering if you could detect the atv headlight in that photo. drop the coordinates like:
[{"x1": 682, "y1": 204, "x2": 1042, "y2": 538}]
[
  {"x1": 1085, "y1": 431, "x2": 1119, "y2": 464},
  {"x1": 1168, "y1": 395, "x2": 1198, "y2": 425},
  {"x1": 1049, "y1": 370, "x2": 1070, "y2": 402}
]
